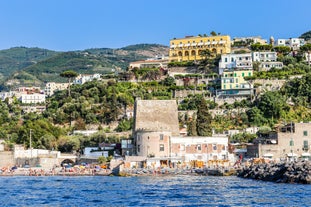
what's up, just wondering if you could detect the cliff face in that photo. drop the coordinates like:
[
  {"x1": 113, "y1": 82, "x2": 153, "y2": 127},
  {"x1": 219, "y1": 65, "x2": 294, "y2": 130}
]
[{"x1": 133, "y1": 100, "x2": 180, "y2": 136}]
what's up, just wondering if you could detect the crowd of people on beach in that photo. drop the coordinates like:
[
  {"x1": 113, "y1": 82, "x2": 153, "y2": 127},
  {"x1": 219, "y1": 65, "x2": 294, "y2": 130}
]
[{"x1": 0, "y1": 164, "x2": 112, "y2": 176}]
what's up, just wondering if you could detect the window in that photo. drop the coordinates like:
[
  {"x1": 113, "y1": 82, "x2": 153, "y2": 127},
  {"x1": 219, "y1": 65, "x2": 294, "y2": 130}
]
[
  {"x1": 303, "y1": 140, "x2": 309, "y2": 150},
  {"x1": 159, "y1": 144, "x2": 164, "y2": 151},
  {"x1": 160, "y1": 134, "x2": 164, "y2": 140},
  {"x1": 137, "y1": 145, "x2": 140, "y2": 152},
  {"x1": 236, "y1": 84, "x2": 239, "y2": 88},
  {"x1": 212, "y1": 144, "x2": 217, "y2": 150},
  {"x1": 225, "y1": 58, "x2": 228, "y2": 62},
  {"x1": 234, "y1": 73, "x2": 237, "y2": 77},
  {"x1": 180, "y1": 144, "x2": 185, "y2": 151},
  {"x1": 197, "y1": 144, "x2": 201, "y2": 151},
  {"x1": 236, "y1": 78, "x2": 238, "y2": 83},
  {"x1": 290, "y1": 140, "x2": 294, "y2": 146},
  {"x1": 242, "y1": 73, "x2": 245, "y2": 77},
  {"x1": 303, "y1": 131, "x2": 308, "y2": 136},
  {"x1": 248, "y1": 72, "x2": 251, "y2": 76}
]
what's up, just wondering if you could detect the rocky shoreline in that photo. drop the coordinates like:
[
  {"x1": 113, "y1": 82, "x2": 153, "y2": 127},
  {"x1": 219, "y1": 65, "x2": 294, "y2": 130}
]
[{"x1": 237, "y1": 160, "x2": 311, "y2": 184}]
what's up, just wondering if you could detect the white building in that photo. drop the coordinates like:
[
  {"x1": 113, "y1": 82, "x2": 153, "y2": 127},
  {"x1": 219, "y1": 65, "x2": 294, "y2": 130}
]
[
  {"x1": 170, "y1": 136, "x2": 231, "y2": 163},
  {"x1": 19, "y1": 93, "x2": 45, "y2": 104},
  {"x1": 219, "y1": 53, "x2": 253, "y2": 74},
  {"x1": 73, "y1": 74, "x2": 101, "y2": 85},
  {"x1": 304, "y1": 52, "x2": 311, "y2": 65},
  {"x1": 219, "y1": 51, "x2": 281, "y2": 74},
  {"x1": 276, "y1": 38, "x2": 305, "y2": 50},
  {"x1": 260, "y1": 61, "x2": 284, "y2": 71},
  {"x1": 45, "y1": 82, "x2": 69, "y2": 97},
  {"x1": 252, "y1": 51, "x2": 278, "y2": 62}
]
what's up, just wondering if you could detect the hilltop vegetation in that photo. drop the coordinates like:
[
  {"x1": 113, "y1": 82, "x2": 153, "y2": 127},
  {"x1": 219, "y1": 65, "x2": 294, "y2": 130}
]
[
  {"x1": 0, "y1": 47, "x2": 58, "y2": 86},
  {"x1": 0, "y1": 44, "x2": 169, "y2": 89}
]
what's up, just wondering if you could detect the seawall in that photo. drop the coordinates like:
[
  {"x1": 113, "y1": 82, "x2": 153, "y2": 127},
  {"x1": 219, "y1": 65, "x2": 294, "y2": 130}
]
[{"x1": 237, "y1": 160, "x2": 311, "y2": 184}]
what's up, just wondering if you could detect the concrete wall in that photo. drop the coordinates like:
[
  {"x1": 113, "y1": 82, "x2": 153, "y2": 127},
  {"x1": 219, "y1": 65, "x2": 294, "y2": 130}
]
[
  {"x1": 0, "y1": 151, "x2": 14, "y2": 167},
  {"x1": 134, "y1": 100, "x2": 180, "y2": 136}
]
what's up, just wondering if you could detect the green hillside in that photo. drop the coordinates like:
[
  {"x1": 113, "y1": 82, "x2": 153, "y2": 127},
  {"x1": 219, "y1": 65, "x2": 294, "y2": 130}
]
[
  {"x1": 0, "y1": 47, "x2": 58, "y2": 80},
  {"x1": 2, "y1": 44, "x2": 168, "y2": 88}
]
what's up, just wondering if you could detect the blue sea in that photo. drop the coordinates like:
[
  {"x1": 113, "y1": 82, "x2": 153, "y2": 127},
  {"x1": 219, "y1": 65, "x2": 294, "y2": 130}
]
[{"x1": 0, "y1": 175, "x2": 310, "y2": 207}]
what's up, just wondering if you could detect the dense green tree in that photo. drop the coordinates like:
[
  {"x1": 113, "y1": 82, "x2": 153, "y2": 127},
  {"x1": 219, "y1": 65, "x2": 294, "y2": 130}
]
[
  {"x1": 273, "y1": 46, "x2": 291, "y2": 55},
  {"x1": 246, "y1": 107, "x2": 267, "y2": 126},
  {"x1": 196, "y1": 97, "x2": 212, "y2": 136},
  {"x1": 116, "y1": 118, "x2": 133, "y2": 132},
  {"x1": 250, "y1": 43, "x2": 273, "y2": 51},
  {"x1": 257, "y1": 91, "x2": 289, "y2": 120},
  {"x1": 187, "y1": 113, "x2": 197, "y2": 136},
  {"x1": 282, "y1": 73, "x2": 311, "y2": 104},
  {"x1": 231, "y1": 132, "x2": 257, "y2": 143}
]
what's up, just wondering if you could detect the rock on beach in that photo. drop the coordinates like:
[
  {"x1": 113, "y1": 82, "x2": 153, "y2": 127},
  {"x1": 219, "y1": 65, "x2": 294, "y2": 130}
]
[{"x1": 237, "y1": 160, "x2": 311, "y2": 184}]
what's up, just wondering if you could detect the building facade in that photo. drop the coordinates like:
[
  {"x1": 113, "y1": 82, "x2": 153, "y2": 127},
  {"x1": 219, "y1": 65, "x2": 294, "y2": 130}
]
[
  {"x1": 73, "y1": 74, "x2": 101, "y2": 85},
  {"x1": 276, "y1": 38, "x2": 305, "y2": 50},
  {"x1": 219, "y1": 53, "x2": 253, "y2": 74},
  {"x1": 45, "y1": 82, "x2": 70, "y2": 97},
  {"x1": 19, "y1": 93, "x2": 45, "y2": 104},
  {"x1": 221, "y1": 69, "x2": 253, "y2": 90},
  {"x1": 232, "y1": 36, "x2": 267, "y2": 45},
  {"x1": 170, "y1": 136, "x2": 229, "y2": 164},
  {"x1": 252, "y1": 51, "x2": 278, "y2": 62},
  {"x1": 169, "y1": 35, "x2": 231, "y2": 62},
  {"x1": 217, "y1": 69, "x2": 253, "y2": 97},
  {"x1": 247, "y1": 123, "x2": 311, "y2": 161},
  {"x1": 259, "y1": 62, "x2": 284, "y2": 71}
]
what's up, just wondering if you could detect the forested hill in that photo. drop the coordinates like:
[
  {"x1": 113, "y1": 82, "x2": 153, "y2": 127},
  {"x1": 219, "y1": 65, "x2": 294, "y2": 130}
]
[
  {"x1": 0, "y1": 47, "x2": 58, "y2": 79},
  {"x1": 0, "y1": 44, "x2": 169, "y2": 89}
]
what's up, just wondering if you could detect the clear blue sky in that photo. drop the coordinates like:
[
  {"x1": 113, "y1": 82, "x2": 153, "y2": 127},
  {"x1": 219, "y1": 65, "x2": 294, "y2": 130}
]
[{"x1": 0, "y1": 0, "x2": 310, "y2": 51}]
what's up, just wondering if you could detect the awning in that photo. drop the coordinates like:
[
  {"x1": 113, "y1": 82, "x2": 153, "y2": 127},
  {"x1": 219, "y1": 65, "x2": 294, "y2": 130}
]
[
  {"x1": 170, "y1": 45, "x2": 176, "y2": 48},
  {"x1": 191, "y1": 43, "x2": 197, "y2": 46},
  {"x1": 263, "y1": 153, "x2": 273, "y2": 157},
  {"x1": 205, "y1": 42, "x2": 210, "y2": 45},
  {"x1": 197, "y1": 42, "x2": 203, "y2": 46},
  {"x1": 301, "y1": 152, "x2": 311, "y2": 157},
  {"x1": 178, "y1": 44, "x2": 183, "y2": 47},
  {"x1": 287, "y1": 153, "x2": 298, "y2": 157},
  {"x1": 212, "y1": 41, "x2": 218, "y2": 44},
  {"x1": 184, "y1": 43, "x2": 190, "y2": 47}
]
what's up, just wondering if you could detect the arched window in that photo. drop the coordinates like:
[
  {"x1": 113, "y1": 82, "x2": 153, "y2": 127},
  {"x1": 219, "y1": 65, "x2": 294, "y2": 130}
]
[
  {"x1": 191, "y1": 50, "x2": 196, "y2": 56},
  {"x1": 185, "y1": 51, "x2": 189, "y2": 56},
  {"x1": 212, "y1": 48, "x2": 217, "y2": 54},
  {"x1": 178, "y1": 51, "x2": 183, "y2": 56}
]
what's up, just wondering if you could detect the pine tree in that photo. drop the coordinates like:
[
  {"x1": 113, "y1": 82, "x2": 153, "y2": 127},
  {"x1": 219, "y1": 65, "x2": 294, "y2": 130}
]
[
  {"x1": 187, "y1": 113, "x2": 197, "y2": 136},
  {"x1": 196, "y1": 97, "x2": 212, "y2": 136}
]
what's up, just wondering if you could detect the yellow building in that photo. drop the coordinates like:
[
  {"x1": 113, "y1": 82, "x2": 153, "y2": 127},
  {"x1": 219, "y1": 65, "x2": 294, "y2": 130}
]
[
  {"x1": 217, "y1": 69, "x2": 253, "y2": 97},
  {"x1": 169, "y1": 35, "x2": 231, "y2": 62},
  {"x1": 221, "y1": 70, "x2": 253, "y2": 90}
]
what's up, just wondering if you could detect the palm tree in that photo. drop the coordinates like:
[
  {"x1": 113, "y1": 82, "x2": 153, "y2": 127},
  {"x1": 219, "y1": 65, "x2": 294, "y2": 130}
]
[{"x1": 60, "y1": 70, "x2": 78, "y2": 97}]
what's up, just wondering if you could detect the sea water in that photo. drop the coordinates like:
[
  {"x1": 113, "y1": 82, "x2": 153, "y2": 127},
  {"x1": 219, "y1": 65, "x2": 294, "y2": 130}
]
[{"x1": 0, "y1": 175, "x2": 310, "y2": 206}]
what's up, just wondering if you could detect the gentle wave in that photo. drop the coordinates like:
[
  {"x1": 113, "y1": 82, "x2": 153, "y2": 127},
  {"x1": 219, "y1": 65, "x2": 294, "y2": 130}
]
[{"x1": 0, "y1": 176, "x2": 310, "y2": 206}]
